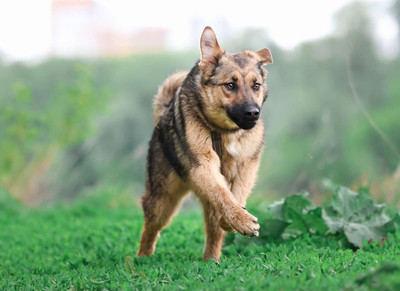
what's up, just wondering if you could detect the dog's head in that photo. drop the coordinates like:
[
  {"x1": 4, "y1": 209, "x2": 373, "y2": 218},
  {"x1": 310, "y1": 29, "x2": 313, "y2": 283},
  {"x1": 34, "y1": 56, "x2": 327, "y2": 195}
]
[{"x1": 198, "y1": 26, "x2": 272, "y2": 131}]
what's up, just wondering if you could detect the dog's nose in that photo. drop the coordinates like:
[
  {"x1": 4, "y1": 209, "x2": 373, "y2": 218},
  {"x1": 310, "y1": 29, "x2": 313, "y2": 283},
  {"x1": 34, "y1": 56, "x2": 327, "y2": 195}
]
[{"x1": 244, "y1": 106, "x2": 260, "y2": 121}]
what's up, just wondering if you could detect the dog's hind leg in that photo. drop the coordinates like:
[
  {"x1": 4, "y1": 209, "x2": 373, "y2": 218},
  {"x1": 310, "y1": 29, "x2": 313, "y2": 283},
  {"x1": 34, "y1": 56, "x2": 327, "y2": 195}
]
[
  {"x1": 137, "y1": 176, "x2": 188, "y2": 257},
  {"x1": 200, "y1": 199, "x2": 227, "y2": 263}
]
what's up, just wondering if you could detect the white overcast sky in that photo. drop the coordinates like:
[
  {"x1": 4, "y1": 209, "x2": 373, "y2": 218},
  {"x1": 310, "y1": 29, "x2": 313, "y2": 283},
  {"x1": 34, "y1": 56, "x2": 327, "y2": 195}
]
[{"x1": 0, "y1": 0, "x2": 397, "y2": 61}]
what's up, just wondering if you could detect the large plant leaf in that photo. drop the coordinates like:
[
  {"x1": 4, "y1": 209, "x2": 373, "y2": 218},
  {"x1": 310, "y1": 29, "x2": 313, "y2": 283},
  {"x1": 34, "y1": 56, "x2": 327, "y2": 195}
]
[
  {"x1": 343, "y1": 223, "x2": 382, "y2": 248},
  {"x1": 281, "y1": 209, "x2": 309, "y2": 239},
  {"x1": 268, "y1": 199, "x2": 285, "y2": 220},
  {"x1": 378, "y1": 213, "x2": 400, "y2": 233},
  {"x1": 281, "y1": 192, "x2": 314, "y2": 222},
  {"x1": 322, "y1": 185, "x2": 400, "y2": 248},
  {"x1": 322, "y1": 210, "x2": 344, "y2": 233},
  {"x1": 303, "y1": 207, "x2": 329, "y2": 234},
  {"x1": 228, "y1": 185, "x2": 399, "y2": 249},
  {"x1": 261, "y1": 219, "x2": 289, "y2": 238},
  {"x1": 267, "y1": 192, "x2": 328, "y2": 239},
  {"x1": 330, "y1": 186, "x2": 385, "y2": 222}
]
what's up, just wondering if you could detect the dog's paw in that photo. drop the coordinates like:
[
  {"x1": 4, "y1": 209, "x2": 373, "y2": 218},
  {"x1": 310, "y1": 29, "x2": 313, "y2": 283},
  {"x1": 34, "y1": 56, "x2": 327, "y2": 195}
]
[
  {"x1": 225, "y1": 206, "x2": 260, "y2": 237},
  {"x1": 219, "y1": 216, "x2": 235, "y2": 232}
]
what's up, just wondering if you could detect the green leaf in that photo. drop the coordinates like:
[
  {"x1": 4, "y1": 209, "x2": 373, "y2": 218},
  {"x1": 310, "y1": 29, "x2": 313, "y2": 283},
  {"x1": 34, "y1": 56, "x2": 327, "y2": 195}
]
[
  {"x1": 323, "y1": 186, "x2": 400, "y2": 248},
  {"x1": 371, "y1": 213, "x2": 400, "y2": 234},
  {"x1": 246, "y1": 185, "x2": 399, "y2": 249},
  {"x1": 266, "y1": 192, "x2": 328, "y2": 239},
  {"x1": 322, "y1": 209, "x2": 344, "y2": 233},
  {"x1": 330, "y1": 186, "x2": 385, "y2": 222},
  {"x1": 343, "y1": 222, "x2": 382, "y2": 248},
  {"x1": 268, "y1": 199, "x2": 285, "y2": 220},
  {"x1": 282, "y1": 192, "x2": 314, "y2": 223},
  {"x1": 261, "y1": 219, "x2": 289, "y2": 238},
  {"x1": 281, "y1": 210, "x2": 309, "y2": 239},
  {"x1": 303, "y1": 208, "x2": 329, "y2": 234}
]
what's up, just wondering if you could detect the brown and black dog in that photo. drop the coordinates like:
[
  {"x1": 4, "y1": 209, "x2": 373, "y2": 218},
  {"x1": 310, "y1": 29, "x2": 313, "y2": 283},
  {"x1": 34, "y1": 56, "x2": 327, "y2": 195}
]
[{"x1": 138, "y1": 26, "x2": 273, "y2": 262}]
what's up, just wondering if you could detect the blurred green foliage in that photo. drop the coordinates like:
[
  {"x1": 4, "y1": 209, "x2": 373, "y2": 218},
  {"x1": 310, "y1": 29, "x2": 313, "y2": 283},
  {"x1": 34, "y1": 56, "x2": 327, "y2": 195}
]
[
  {"x1": 0, "y1": 64, "x2": 109, "y2": 203},
  {"x1": 0, "y1": 2, "x2": 399, "y2": 202}
]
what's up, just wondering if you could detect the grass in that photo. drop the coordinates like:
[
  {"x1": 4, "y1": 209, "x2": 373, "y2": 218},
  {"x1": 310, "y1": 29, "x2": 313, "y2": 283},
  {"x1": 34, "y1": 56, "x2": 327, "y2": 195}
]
[{"x1": 1, "y1": 188, "x2": 400, "y2": 290}]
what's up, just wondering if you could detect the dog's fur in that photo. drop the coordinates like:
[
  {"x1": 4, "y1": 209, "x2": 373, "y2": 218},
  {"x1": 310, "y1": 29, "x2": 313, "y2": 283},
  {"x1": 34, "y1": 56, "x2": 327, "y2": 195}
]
[{"x1": 137, "y1": 27, "x2": 273, "y2": 262}]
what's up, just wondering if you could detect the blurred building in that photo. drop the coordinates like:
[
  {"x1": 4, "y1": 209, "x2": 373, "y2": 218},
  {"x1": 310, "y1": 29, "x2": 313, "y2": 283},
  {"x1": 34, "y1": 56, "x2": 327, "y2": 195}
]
[
  {"x1": 51, "y1": 0, "x2": 167, "y2": 57},
  {"x1": 131, "y1": 28, "x2": 167, "y2": 53}
]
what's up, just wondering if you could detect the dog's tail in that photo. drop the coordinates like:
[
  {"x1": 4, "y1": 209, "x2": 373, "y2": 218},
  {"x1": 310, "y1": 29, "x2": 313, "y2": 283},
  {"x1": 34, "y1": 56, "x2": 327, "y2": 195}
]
[{"x1": 153, "y1": 71, "x2": 188, "y2": 125}]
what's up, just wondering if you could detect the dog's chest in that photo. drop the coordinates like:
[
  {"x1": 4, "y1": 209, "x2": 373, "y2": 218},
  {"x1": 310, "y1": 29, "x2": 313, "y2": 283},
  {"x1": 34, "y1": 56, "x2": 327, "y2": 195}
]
[
  {"x1": 217, "y1": 140, "x2": 243, "y2": 185},
  {"x1": 222, "y1": 134, "x2": 247, "y2": 160},
  {"x1": 218, "y1": 135, "x2": 246, "y2": 180},
  {"x1": 225, "y1": 140, "x2": 240, "y2": 158}
]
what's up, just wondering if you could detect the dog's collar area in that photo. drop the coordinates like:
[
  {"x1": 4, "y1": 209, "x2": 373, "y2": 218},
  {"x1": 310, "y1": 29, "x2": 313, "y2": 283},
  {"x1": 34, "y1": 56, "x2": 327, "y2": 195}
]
[{"x1": 211, "y1": 131, "x2": 223, "y2": 160}]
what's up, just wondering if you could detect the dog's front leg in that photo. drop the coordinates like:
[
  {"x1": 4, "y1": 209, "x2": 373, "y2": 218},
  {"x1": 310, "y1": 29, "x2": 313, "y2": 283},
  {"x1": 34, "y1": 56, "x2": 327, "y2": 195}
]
[
  {"x1": 231, "y1": 157, "x2": 261, "y2": 207},
  {"x1": 190, "y1": 160, "x2": 260, "y2": 238},
  {"x1": 218, "y1": 157, "x2": 262, "y2": 232},
  {"x1": 198, "y1": 198, "x2": 226, "y2": 262},
  {"x1": 191, "y1": 160, "x2": 259, "y2": 262}
]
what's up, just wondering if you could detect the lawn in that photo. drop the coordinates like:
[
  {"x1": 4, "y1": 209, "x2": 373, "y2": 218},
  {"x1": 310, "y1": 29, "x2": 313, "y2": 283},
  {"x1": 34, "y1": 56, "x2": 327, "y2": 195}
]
[{"x1": 1, "y1": 188, "x2": 399, "y2": 290}]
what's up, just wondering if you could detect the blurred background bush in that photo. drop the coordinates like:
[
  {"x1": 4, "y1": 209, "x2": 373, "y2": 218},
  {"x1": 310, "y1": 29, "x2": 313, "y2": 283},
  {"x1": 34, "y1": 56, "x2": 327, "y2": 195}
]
[{"x1": 0, "y1": 0, "x2": 399, "y2": 205}]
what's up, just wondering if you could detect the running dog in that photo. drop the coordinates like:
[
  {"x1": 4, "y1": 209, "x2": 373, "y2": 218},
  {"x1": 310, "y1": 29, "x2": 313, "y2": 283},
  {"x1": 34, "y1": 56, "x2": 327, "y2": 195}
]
[{"x1": 138, "y1": 26, "x2": 273, "y2": 262}]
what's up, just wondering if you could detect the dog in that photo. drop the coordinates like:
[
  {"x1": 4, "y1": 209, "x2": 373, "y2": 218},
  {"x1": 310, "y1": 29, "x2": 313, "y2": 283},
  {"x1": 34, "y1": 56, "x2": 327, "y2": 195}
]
[{"x1": 137, "y1": 26, "x2": 272, "y2": 262}]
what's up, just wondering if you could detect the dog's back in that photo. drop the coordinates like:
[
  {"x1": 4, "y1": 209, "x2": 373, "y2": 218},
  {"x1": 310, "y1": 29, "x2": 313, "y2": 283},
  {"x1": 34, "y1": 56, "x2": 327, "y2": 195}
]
[{"x1": 153, "y1": 71, "x2": 188, "y2": 125}]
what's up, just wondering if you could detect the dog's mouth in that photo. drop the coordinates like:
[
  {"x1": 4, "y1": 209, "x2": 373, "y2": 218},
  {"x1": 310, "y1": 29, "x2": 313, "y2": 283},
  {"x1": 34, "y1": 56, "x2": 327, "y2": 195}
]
[
  {"x1": 226, "y1": 103, "x2": 260, "y2": 130},
  {"x1": 236, "y1": 120, "x2": 257, "y2": 130}
]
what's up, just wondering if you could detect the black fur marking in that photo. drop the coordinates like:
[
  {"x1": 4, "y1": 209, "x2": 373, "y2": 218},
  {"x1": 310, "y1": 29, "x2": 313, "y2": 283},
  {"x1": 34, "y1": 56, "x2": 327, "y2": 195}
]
[
  {"x1": 171, "y1": 99, "x2": 181, "y2": 135},
  {"x1": 263, "y1": 89, "x2": 269, "y2": 103},
  {"x1": 257, "y1": 64, "x2": 265, "y2": 79},
  {"x1": 164, "y1": 96, "x2": 174, "y2": 108},
  {"x1": 233, "y1": 54, "x2": 249, "y2": 68},
  {"x1": 176, "y1": 97, "x2": 186, "y2": 133},
  {"x1": 150, "y1": 68, "x2": 201, "y2": 178},
  {"x1": 146, "y1": 135, "x2": 155, "y2": 193},
  {"x1": 211, "y1": 131, "x2": 223, "y2": 160},
  {"x1": 176, "y1": 97, "x2": 200, "y2": 167},
  {"x1": 213, "y1": 56, "x2": 220, "y2": 67},
  {"x1": 203, "y1": 78, "x2": 218, "y2": 86},
  {"x1": 203, "y1": 61, "x2": 220, "y2": 86},
  {"x1": 183, "y1": 62, "x2": 202, "y2": 95},
  {"x1": 157, "y1": 122, "x2": 186, "y2": 178},
  {"x1": 190, "y1": 107, "x2": 209, "y2": 129}
]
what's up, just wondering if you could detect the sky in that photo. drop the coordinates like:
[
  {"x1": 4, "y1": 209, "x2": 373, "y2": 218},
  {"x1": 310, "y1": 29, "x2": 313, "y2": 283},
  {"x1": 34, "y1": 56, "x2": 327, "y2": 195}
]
[{"x1": 0, "y1": 0, "x2": 397, "y2": 62}]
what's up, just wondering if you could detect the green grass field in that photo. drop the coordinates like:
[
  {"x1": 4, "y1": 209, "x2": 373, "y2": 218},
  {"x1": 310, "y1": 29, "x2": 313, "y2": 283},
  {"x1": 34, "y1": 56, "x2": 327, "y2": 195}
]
[{"x1": 1, "y1": 189, "x2": 400, "y2": 290}]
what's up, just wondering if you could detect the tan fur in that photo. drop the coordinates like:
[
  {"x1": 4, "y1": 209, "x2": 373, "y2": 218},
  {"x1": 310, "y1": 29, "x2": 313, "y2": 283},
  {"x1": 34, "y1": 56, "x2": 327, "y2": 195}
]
[
  {"x1": 153, "y1": 71, "x2": 188, "y2": 125},
  {"x1": 138, "y1": 27, "x2": 272, "y2": 262}
]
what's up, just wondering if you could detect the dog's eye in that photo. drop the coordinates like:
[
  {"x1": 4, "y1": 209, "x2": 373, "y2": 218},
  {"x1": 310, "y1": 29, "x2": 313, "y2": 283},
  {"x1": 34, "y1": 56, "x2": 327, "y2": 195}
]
[
  {"x1": 224, "y1": 83, "x2": 236, "y2": 91},
  {"x1": 253, "y1": 83, "x2": 261, "y2": 91}
]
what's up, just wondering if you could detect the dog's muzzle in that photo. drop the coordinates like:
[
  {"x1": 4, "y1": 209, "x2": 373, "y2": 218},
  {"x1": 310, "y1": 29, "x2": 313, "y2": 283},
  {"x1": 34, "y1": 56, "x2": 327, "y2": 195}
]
[{"x1": 226, "y1": 102, "x2": 260, "y2": 130}]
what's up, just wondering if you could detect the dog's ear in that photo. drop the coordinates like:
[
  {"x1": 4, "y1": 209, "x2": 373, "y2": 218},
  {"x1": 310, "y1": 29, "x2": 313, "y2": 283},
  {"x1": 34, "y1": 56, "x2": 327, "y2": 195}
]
[
  {"x1": 256, "y1": 48, "x2": 273, "y2": 65},
  {"x1": 199, "y1": 26, "x2": 224, "y2": 73}
]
